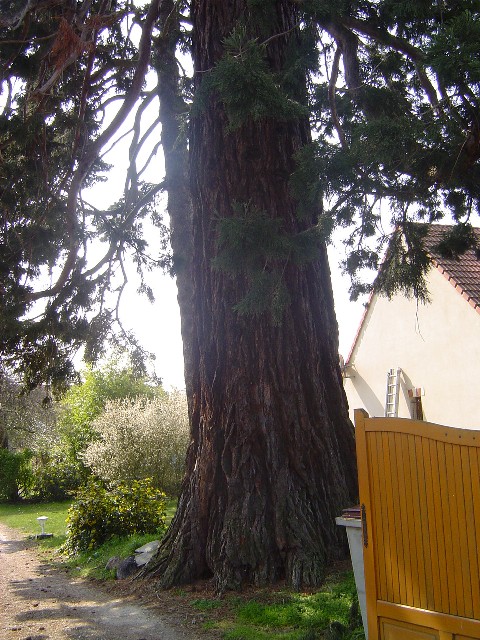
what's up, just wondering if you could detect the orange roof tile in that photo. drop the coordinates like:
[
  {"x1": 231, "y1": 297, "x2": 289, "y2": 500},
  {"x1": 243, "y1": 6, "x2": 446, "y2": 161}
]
[{"x1": 423, "y1": 224, "x2": 480, "y2": 312}]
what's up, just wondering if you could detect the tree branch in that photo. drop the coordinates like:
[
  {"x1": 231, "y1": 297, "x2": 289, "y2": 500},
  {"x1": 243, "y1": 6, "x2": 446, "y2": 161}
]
[
  {"x1": 0, "y1": 0, "x2": 38, "y2": 28},
  {"x1": 328, "y1": 46, "x2": 348, "y2": 149},
  {"x1": 82, "y1": 182, "x2": 165, "y2": 278},
  {"x1": 26, "y1": 0, "x2": 163, "y2": 305},
  {"x1": 86, "y1": 0, "x2": 163, "y2": 164},
  {"x1": 323, "y1": 20, "x2": 362, "y2": 91},
  {"x1": 334, "y1": 16, "x2": 441, "y2": 108}
]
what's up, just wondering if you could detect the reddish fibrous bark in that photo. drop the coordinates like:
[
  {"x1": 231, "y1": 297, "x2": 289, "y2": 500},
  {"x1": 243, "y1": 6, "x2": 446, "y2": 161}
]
[{"x1": 149, "y1": 0, "x2": 358, "y2": 592}]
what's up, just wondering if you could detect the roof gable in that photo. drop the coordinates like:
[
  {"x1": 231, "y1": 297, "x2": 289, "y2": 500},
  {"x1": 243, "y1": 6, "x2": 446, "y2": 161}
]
[{"x1": 345, "y1": 224, "x2": 480, "y2": 364}]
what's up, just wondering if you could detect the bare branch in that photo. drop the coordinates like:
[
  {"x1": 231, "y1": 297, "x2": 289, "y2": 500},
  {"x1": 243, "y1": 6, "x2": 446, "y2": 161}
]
[
  {"x1": 341, "y1": 16, "x2": 423, "y2": 61},
  {"x1": 125, "y1": 89, "x2": 158, "y2": 196},
  {"x1": 138, "y1": 138, "x2": 162, "y2": 179},
  {"x1": 323, "y1": 20, "x2": 361, "y2": 91},
  {"x1": 86, "y1": 0, "x2": 163, "y2": 162},
  {"x1": 328, "y1": 46, "x2": 348, "y2": 149},
  {"x1": 26, "y1": 0, "x2": 163, "y2": 305},
  {"x1": 100, "y1": 126, "x2": 135, "y2": 159},
  {"x1": 82, "y1": 181, "x2": 165, "y2": 278}
]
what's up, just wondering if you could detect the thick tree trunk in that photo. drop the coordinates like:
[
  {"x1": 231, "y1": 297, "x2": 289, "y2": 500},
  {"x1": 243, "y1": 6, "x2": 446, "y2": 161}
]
[{"x1": 150, "y1": 0, "x2": 358, "y2": 591}]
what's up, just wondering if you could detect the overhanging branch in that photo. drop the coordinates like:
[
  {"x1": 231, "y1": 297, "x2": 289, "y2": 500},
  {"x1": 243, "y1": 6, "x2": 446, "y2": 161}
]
[{"x1": 25, "y1": 0, "x2": 163, "y2": 305}]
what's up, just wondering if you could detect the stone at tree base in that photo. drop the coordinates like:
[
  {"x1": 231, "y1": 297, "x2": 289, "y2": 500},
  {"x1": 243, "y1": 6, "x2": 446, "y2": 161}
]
[
  {"x1": 106, "y1": 541, "x2": 160, "y2": 577},
  {"x1": 134, "y1": 540, "x2": 160, "y2": 566},
  {"x1": 135, "y1": 551, "x2": 156, "y2": 567},
  {"x1": 116, "y1": 556, "x2": 138, "y2": 580},
  {"x1": 135, "y1": 540, "x2": 160, "y2": 554}
]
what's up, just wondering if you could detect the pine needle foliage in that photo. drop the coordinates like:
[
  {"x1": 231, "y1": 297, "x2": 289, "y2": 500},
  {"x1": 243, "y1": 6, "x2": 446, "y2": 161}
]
[
  {"x1": 214, "y1": 203, "x2": 323, "y2": 323},
  {"x1": 193, "y1": 25, "x2": 307, "y2": 130},
  {"x1": 374, "y1": 223, "x2": 431, "y2": 303}
]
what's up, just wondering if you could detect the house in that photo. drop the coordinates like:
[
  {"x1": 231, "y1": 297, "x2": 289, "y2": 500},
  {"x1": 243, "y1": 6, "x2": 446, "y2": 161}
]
[{"x1": 343, "y1": 224, "x2": 480, "y2": 429}]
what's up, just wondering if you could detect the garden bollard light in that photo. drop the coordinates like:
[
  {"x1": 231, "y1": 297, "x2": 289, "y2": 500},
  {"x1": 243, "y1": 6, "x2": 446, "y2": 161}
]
[{"x1": 37, "y1": 516, "x2": 48, "y2": 535}]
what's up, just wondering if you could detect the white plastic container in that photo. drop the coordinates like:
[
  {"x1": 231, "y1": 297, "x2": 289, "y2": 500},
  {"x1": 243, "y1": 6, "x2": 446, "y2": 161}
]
[{"x1": 335, "y1": 513, "x2": 368, "y2": 638}]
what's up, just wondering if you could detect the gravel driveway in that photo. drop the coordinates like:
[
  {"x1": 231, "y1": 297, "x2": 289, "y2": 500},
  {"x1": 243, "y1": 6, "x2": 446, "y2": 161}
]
[{"x1": 0, "y1": 522, "x2": 208, "y2": 640}]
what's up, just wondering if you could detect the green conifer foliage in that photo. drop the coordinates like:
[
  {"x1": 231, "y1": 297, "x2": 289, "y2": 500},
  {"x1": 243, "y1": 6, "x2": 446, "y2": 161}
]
[
  {"x1": 1, "y1": 0, "x2": 479, "y2": 385},
  {"x1": 193, "y1": 27, "x2": 307, "y2": 129},
  {"x1": 214, "y1": 203, "x2": 323, "y2": 322},
  {"x1": 0, "y1": 0, "x2": 168, "y2": 388}
]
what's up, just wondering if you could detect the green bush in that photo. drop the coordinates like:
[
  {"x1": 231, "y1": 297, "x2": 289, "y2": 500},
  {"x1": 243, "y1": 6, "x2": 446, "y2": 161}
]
[
  {"x1": 63, "y1": 477, "x2": 167, "y2": 554},
  {"x1": 0, "y1": 449, "x2": 33, "y2": 502},
  {"x1": 58, "y1": 362, "x2": 159, "y2": 462},
  {"x1": 28, "y1": 449, "x2": 86, "y2": 502}
]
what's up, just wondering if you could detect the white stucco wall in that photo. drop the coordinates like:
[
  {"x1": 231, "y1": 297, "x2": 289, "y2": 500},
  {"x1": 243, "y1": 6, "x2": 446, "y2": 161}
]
[{"x1": 343, "y1": 266, "x2": 480, "y2": 429}]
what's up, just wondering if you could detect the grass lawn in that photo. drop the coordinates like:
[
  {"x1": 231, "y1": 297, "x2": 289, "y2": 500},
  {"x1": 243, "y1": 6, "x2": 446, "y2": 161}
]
[
  {"x1": 0, "y1": 498, "x2": 178, "y2": 568},
  {"x1": 0, "y1": 500, "x2": 70, "y2": 538}
]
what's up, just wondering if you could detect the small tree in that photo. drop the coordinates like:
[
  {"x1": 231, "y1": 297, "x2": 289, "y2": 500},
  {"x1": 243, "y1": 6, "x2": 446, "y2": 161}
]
[
  {"x1": 0, "y1": 449, "x2": 33, "y2": 502},
  {"x1": 83, "y1": 391, "x2": 189, "y2": 496},
  {"x1": 26, "y1": 360, "x2": 163, "y2": 500},
  {"x1": 58, "y1": 362, "x2": 160, "y2": 460}
]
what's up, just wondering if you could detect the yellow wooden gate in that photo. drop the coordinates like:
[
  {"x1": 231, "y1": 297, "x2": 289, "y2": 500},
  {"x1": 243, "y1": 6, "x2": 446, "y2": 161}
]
[{"x1": 355, "y1": 409, "x2": 480, "y2": 640}]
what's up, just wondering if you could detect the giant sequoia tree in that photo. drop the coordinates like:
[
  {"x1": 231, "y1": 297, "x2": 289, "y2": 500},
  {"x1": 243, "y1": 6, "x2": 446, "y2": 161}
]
[{"x1": 1, "y1": 1, "x2": 479, "y2": 589}]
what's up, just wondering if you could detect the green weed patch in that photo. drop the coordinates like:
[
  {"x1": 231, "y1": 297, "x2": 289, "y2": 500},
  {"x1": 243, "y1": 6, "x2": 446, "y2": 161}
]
[{"x1": 202, "y1": 572, "x2": 365, "y2": 640}]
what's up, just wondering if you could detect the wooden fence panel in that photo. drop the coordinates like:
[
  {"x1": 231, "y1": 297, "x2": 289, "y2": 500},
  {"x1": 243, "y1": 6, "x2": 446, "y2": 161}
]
[{"x1": 355, "y1": 409, "x2": 480, "y2": 640}]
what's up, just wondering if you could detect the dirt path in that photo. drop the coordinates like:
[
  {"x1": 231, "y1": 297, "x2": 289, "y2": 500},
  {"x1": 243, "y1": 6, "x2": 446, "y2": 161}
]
[{"x1": 0, "y1": 523, "x2": 208, "y2": 640}]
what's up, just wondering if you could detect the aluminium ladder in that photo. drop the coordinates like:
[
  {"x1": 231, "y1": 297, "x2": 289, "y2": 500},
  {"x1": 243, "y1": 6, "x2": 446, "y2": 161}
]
[{"x1": 384, "y1": 367, "x2": 401, "y2": 417}]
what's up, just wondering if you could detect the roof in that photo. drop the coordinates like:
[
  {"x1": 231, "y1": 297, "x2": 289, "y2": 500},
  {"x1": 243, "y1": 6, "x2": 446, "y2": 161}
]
[
  {"x1": 345, "y1": 224, "x2": 480, "y2": 365},
  {"x1": 422, "y1": 224, "x2": 480, "y2": 312}
]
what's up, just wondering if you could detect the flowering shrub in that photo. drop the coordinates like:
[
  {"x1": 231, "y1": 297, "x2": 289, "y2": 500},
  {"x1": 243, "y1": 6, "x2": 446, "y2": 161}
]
[
  {"x1": 63, "y1": 477, "x2": 167, "y2": 554},
  {"x1": 82, "y1": 391, "x2": 189, "y2": 495}
]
